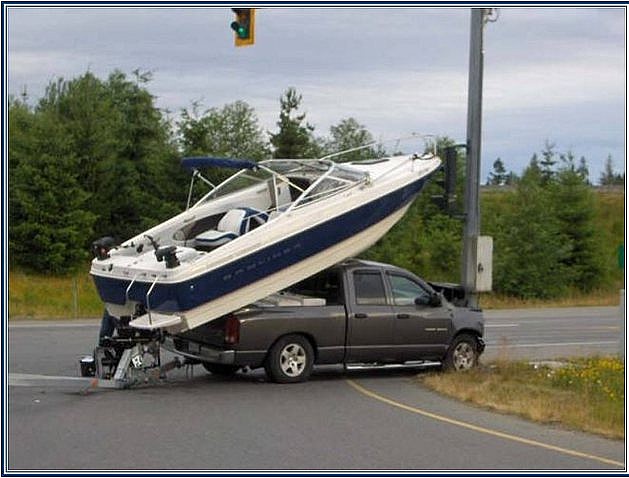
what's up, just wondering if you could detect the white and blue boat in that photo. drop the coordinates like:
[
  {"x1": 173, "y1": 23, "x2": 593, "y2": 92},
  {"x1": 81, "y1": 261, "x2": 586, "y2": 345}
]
[{"x1": 90, "y1": 145, "x2": 441, "y2": 332}]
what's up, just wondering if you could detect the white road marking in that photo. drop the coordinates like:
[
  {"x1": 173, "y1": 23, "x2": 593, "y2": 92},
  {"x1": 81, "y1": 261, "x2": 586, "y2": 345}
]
[
  {"x1": 486, "y1": 340, "x2": 617, "y2": 348},
  {"x1": 485, "y1": 323, "x2": 519, "y2": 328},
  {"x1": 8, "y1": 322, "x2": 99, "y2": 329},
  {"x1": 8, "y1": 373, "x2": 94, "y2": 387}
]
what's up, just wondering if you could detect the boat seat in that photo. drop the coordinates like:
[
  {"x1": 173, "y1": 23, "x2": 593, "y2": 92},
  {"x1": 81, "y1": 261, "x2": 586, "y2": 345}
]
[{"x1": 195, "y1": 208, "x2": 268, "y2": 248}]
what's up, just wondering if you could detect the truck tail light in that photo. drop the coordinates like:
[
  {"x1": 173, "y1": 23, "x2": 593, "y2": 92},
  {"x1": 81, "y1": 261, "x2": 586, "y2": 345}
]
[{"x1": 224, "y1": 314, "x2": 240, "y2": 345}]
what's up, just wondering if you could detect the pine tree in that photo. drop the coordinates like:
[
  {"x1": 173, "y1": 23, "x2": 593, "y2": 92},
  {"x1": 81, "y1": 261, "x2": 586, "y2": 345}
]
[
  {"x1": 269, "y1": 88, "x2": 318, "y2": 159},
  {"x1": 539, "y1": 141, "x2": 557, "y2": 184},
  {"x1": 552, "y1": 160, "x2": 604, "y2": 291},
  {"x1": 599, "y1": 155, "x2": 623, "y2": 186},
  {"x1": 487, "y1": 157, "x2": 507, "y2": 185}
]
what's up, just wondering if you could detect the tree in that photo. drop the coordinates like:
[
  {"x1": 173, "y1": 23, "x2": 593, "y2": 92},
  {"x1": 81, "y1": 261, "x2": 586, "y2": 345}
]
[
  {"x1": 269, "y1": 87, "x2": 318, "y2": 159},
  {"x1": 522, "y1": 153, "x2": 543, "y2": 185},
  {"x1": 490, "y1": 171, "x2": 570, "y2": 299},
  {"x1": 599, "y1": 155, "x2": 624, "y2": 186},
  {"x1": 539, "y1": 140, "x2": 557, "y2": 184},
  {"x1": 178, "y1": 100, "x2": 269, "y2": 160},
  {"x1": 9, "y1": 70, "x2": 179, "y2": 271},
  {"x1": 10, "y1": 107, "x2": 96, "y2": 273},
  {"x1": 577, "y1": 156, "x2": 590, "y2": 184},
  {"x1": 487, "y1": 157, "x2": 508, "y2": 186},
  {"x1": 324, "y1": 118, "x2": 384, "y2": 162},
  {"x1": 551, "y1": 159, "x2": 605, "y2": 291}
]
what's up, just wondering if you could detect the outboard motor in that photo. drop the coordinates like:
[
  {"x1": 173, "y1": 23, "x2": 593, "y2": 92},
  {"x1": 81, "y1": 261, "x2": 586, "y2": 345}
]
[
  {"x1": 155, "y1": 245, "x2": 180, "y2": 269},
  {"x1": 91, "y1": 236, "x2": 118, "y2": 260}
]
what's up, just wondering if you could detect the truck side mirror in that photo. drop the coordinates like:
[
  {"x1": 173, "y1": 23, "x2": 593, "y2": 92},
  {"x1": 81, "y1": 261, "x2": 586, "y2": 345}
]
[
  {"x1": 429, "y1": 293, "x2": 442, "y2": 307},
  {"x1": 415, "y1": 293, "x2": 442, "y2": 307}
]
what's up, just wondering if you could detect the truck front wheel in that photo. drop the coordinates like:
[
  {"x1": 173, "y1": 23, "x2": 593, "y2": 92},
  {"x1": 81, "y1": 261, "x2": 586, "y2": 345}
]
[
  {"x1": 443, "y1": 334, "x2": 479, "y2": 371},
  {"x1": 264, "y1": 334, "x2": 314, "y2": 383}
]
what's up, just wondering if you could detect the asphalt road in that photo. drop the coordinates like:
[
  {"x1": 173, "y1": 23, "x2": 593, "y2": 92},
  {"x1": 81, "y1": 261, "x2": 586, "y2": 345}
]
[
  {"x1": 6, "y1": 306, "x2": 626, "y2": 471},
  {"x1": 483, "y1": 306, "x2": 623, "y2": 360}
]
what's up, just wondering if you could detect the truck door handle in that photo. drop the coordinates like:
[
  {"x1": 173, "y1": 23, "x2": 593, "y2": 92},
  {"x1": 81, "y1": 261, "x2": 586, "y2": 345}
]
[
  {"x1": 354, "y1": 313, "x2": 368, "y2": 319},
  {"x1": 397, "y1": 313, "x2": 410, "y2": 319}
]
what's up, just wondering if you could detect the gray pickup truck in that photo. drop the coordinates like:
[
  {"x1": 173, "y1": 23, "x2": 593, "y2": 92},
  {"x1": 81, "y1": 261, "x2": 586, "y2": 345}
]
[{"x1": 166, "y1": 259, "x2": 485, "y2": 383}]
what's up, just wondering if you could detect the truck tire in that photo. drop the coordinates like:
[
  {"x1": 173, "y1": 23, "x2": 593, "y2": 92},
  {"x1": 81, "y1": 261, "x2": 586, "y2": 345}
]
[
  {"x1": 443, "y1": 334, "x2": 479, "y2": 372},
  {"x1": 264, "y1": 334, "x2": 314, "y2": 383},
  {"x1": 202, "y1": 363, "x2": 239, "y2": 376}
]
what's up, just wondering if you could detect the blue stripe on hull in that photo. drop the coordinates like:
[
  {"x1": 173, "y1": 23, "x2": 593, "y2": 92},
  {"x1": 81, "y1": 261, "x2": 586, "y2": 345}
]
[{"x1": 92, "y1": 175, "x2": 430, "y2": 313}]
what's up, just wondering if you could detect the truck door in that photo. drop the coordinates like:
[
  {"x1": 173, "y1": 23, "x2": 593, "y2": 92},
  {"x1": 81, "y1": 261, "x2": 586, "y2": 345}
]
[
  {"x1": 345, "y1": 270, "x2": 398, "y2": 363},
  {"x1": 386, "y1": 273, "x2": 452, "y2": 361}
]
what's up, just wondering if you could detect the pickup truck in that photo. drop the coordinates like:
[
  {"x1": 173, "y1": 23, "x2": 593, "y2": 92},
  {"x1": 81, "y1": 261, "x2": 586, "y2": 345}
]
[{"x1": 164, "y1": 260, "x2": 485, "y2": 383}]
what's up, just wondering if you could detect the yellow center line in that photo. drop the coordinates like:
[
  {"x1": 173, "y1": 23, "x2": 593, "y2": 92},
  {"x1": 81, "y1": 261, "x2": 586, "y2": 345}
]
[{"x1": 346, "y1": 379, "x2": 624, "y2": 469}]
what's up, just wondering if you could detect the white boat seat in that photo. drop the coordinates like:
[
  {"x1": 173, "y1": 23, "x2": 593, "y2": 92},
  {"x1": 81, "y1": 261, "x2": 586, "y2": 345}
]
[{"x1": 195, "y1": 207, "x2": 269, "y2": 248}]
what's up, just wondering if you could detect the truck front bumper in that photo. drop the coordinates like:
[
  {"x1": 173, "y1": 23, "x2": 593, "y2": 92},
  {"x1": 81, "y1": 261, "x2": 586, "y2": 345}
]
[
  {"x1": 163, "y1": 336, "x2": 235, "y2": 364},
  {"x1": 477, "y1": 337, "x2": 486, "y2": 354}
]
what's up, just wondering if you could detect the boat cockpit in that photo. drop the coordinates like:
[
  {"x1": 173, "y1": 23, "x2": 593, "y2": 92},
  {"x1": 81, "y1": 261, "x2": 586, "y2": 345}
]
[{"x1": 110, "y1": 157, "x2": 371, "y2": 262}]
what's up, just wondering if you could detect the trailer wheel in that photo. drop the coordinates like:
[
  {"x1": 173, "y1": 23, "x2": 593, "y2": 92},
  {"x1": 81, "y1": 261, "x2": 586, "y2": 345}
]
[
  {"x1": 264, "y1": 334, "x2": 314, "y2": 383},
  {"x1": 202, "y1": 363, "x2": 239, "y2": 376},
  {"x1": 443, "y1": 334, "x2": 479, "y2": 372}
]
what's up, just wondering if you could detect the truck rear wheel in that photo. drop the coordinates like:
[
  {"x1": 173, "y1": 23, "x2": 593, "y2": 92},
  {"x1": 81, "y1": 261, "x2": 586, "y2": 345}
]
[
  {"x1": 264, "y1": 334, "x2": 314, "y2": 383},
  {"x1": 443, "y1": 334, "x2": 479, "y2": 371}
]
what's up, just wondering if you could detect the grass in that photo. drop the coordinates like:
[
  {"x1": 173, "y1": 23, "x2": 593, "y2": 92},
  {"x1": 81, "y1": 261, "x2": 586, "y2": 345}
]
[
  {"x1": 9, "y1": 268, "x2": 103, "y2": 319},
  {"x1": 420, "y1": 357, "x2": 625, "y2": 440},
  {"x1": 480, "y1": 288, "x2": 623, "y2": 309}
]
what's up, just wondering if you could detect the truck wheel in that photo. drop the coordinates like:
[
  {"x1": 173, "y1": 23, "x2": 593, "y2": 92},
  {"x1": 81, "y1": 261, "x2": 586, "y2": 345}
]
[
  {"x1": 264, "y1": 334, "x2": 314, "y2": 383},
  {"x1": 202, "y1": 363, "x2": 239, "y2": 376},
  {"x1": 443, "y1": 334, "x2": 479, "y2": 372}
]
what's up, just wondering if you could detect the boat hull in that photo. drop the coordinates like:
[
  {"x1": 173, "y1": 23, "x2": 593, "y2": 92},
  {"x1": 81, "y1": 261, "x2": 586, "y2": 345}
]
[{"x1": 92, "y1": 173, "x2": 431, "y2": 330}]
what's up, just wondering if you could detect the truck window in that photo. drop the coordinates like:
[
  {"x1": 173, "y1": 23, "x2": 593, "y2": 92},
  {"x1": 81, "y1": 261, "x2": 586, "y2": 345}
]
[
  {"x1": 353, "y1": 271, "x2": 387, "y2": 305},
  {"x1": 388, "y1": 274, "x2": 431, "y2": 306}
]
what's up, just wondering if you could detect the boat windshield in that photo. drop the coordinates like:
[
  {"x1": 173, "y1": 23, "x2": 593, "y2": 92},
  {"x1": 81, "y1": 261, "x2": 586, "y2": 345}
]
[
  {"x1": 198, "y1": 168, "x2": 273, "y2": 204},
  {"x1": 194, "y1": 159, "x2": 368, "y2": 209}
]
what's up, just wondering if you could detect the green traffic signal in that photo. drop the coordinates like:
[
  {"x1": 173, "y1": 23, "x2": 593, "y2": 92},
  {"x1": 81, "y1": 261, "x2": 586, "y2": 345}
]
[{"x1": 231, "y1": 20, "x2": 248, "y2": 39}]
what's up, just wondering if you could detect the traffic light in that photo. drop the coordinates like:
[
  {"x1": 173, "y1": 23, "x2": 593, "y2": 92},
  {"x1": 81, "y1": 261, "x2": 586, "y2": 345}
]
[
  {"x1": 432, "y1": 145, "x2": 461, "y2": 213},
  {"x1": 231, "y1": 8, "x2": 255, "y2": 47}
]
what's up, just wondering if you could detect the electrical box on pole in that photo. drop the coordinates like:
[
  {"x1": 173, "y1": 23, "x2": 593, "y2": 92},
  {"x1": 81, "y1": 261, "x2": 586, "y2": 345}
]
[{"x1": 475, "y1": 236, "x2": 493, "y2": 292}]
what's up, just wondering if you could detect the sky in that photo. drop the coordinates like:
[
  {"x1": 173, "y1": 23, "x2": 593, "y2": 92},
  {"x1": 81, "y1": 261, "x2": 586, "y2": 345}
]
[{"x1": 6, "y1": 6, "x2": 627, "y2": 183}]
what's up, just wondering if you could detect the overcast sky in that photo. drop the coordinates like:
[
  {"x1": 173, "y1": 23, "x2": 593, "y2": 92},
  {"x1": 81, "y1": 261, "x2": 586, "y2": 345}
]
[{"x1": 7, "y1": 6, "x2": 626, "y2": 183}]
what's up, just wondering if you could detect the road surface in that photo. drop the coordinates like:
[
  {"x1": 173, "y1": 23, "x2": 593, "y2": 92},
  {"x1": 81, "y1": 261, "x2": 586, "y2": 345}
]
[{"x1": 6, "y1": 306, "x2": 625, "y2": 471}]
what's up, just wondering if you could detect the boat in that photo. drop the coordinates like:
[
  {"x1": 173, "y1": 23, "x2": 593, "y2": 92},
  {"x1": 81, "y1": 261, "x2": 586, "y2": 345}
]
[{"x1": 90, "y1": 141, "x2": 442, "y2": 332}]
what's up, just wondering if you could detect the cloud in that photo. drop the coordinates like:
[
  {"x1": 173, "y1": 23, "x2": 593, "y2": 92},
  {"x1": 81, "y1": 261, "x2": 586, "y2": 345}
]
[{"x1": 6, "y1": 6, "x2": 625, "y2": 182}]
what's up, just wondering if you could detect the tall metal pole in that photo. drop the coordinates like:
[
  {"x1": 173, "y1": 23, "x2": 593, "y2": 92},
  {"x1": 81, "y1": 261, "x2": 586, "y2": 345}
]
[{"x1": 462, "y1": 8, "x2": 486, "y2": 308}]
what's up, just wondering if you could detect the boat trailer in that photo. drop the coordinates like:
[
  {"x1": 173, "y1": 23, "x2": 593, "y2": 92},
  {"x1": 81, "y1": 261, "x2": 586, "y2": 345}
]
[{"x1": 79, "y1": 317, "x2": 193, "y2": 390}]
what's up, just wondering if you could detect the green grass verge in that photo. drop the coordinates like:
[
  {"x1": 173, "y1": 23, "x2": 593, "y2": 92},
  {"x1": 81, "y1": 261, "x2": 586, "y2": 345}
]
[
  {"x1": 420, "y1": 357, "x2": 625, "y2": 440},
  {"x1": 9, "y1": 269, "x2": 103, "y2": 319}
]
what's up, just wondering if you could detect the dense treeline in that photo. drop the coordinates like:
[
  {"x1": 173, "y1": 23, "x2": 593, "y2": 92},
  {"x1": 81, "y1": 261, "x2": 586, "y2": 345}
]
[{"x1": 8, "y1": 70, "x2": 624, "y2": 299}]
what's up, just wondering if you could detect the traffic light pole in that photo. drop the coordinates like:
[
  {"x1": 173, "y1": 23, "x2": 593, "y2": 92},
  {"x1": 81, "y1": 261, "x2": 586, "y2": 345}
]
[{"x1": 461, "y1": 8, "x2": 486, "y2": 308}]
